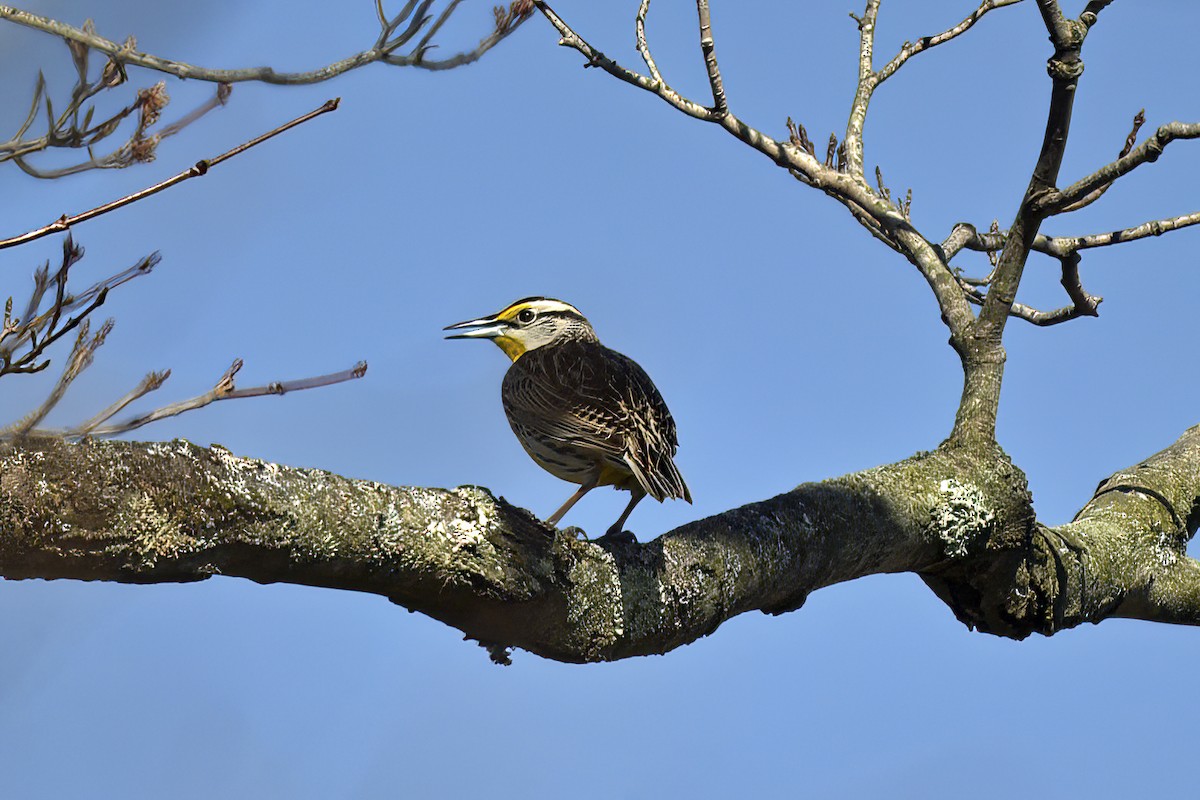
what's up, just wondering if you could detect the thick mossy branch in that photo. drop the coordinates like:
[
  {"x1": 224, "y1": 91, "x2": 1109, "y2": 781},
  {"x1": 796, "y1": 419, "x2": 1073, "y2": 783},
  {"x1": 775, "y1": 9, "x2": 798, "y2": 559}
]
[{"x1": 1, "y1": 435, "x2": 1198, "y2": 662}]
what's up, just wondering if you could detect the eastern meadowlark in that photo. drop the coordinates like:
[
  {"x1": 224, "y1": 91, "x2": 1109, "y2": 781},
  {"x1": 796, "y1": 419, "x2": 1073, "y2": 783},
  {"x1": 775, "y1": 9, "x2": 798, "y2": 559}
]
[{"x1": 445, "y1": 297, "x2": 691, "y2": 539}]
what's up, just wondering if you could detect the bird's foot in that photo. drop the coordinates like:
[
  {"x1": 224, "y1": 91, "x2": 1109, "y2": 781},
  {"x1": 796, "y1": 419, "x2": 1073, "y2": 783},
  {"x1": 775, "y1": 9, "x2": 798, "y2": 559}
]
[
  {"x1": 561, "y1": 525, "x2": 588, "y2": 541},
  {"x1": 597, "y1": 526, "x2": 638, "y2": 545}
]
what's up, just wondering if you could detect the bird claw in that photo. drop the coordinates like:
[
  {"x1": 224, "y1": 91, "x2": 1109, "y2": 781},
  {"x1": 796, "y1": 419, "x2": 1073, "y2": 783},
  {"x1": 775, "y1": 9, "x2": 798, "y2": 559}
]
[
  {"x1": 561, "y1": 525, "x2": 588, "y2": 540},
  {"x1": 597, "y1": 527, "x2": 638, "y2": 545}
]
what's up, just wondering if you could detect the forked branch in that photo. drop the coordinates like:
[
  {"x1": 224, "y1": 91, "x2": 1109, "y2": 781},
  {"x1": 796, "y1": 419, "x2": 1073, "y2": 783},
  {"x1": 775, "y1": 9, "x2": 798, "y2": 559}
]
[
  {"x1": 0, "y1": 235, "x2": 368, "y2": 441},
  {"x1": 974, "y1": 0, "x2": 1114, "y2": 342},
  {"x1": 44, "y1": 359, "x2": 369, "y2": 441},
  {"x1": 1039, "y1": 121, "x2": 1200, "y2": 214},
  {"x1": 0, "y1": 2, "x2": 532, "y2": 84},
  {"x1": 954, "y1": 209, "x2": 1200, "y2": 262},
  {"x1": 533, "y1": 0, "x2": 977, "y2": 344},
  {"x1": 2, "y1": 94, "x2": 364, "y2": 440},
  {"x1": 876, "y1": 0, "x2": 1024, "y2": 84},
  {"x1": 1, "y1": 44, "x2": 231, "y2": 178},
  {"x1": 844, "y1": 0, "x2": 1022, "y2": 177}
]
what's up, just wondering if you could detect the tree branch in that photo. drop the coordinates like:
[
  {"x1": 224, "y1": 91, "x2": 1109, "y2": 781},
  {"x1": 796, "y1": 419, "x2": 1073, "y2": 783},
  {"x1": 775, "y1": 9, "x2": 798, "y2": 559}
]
[
  {"x1": 842, "y1": 0, "x2": 881, "y2": 178},
  {"x1": 536, "y1": 1, "x2": 713, "y2": 120},
  {"x1": 844, "y1": 0, "x2": 1023, "y2": 178},
  {"x1": 0, "y1": 438, "x2": 1010, "y2": 663},
  {"x1": 65, "y1": 360, "x2": 368, "y2": 440},
  {"x1": 0, "y1": 57, "x2": 230, "y2": 178},
  {"x1": 958, "y1": 250, "x2": 1100, "y2": 327},
  {"x1": 0, "y1": 236, "x2": 128, "y2": 378},
  {"x1": 0, "y1": 3, "x2": 531, "y2": 84},
  {"x1": 0, "y1": 98, "x2": 339, "y2": 251},
  {"x1": 953, "y1": 209, "x2": 1200, "y2": 261},
  {"x1": 4, "y1": 423, "x2": 1199, "y2": 663},
  {"x1": 1039, "y1": 121, "x2": 1200, "y2": 214},
  {"x1": 694, "y1": 1, "x2": 728, "y2": 118},
  {"x1": 975, "y1": 0, "x2": 1103, "y2": 337},
  {"x1": 947, "y1": 0, "x2": 1114, "y2": 443},
  {"x1": 634, "y1": 0, "x2": 663, "y2": 84},
  {"x1": 532, "y1": 0, "x2": 977, "y2": 346},
  {"x1": 876, "y1": 0, "x2": 1024, "y2": 85}
]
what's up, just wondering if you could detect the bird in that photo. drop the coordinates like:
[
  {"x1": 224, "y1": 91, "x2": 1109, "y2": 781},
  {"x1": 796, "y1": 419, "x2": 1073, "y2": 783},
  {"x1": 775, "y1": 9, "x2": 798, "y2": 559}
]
[{"x1": 444, "y1": 297, "x2": 691, "y2": 540}]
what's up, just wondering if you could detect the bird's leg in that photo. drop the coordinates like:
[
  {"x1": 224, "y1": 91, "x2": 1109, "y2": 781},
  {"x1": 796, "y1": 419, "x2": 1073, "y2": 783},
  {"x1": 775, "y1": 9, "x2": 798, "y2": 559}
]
[
  {"x1": 604, "y1": 487, "x2": 646, "y2": 541},
  {"x1": 545, "y1": 471, "x2": 600, "y2": 531}
]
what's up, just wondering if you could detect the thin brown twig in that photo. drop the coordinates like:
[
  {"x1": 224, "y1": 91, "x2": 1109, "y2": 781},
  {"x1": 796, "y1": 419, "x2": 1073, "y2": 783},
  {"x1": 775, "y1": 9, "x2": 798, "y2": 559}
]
[
  {"x1": 78, "y1": 360, "x2": 369, "y2": 438},
  {"x1": 8, "y1": 80, "x2": 231, "y2": 179},
  {"x1": 71, "y1": 369, "x2": 172, "y2": 437},
  {"x1": 0, "y1": 98, "x2": 340, "y2": 252}
]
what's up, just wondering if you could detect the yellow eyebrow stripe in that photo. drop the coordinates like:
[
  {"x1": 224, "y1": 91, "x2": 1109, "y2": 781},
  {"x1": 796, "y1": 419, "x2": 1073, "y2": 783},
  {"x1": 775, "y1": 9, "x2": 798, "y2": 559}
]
[
  {"x1": 496, "y1": 302, "x2": 534, "y2": 322},
  {"x1": 495, "y1": 299, "x2": 583, "y2": 321}
]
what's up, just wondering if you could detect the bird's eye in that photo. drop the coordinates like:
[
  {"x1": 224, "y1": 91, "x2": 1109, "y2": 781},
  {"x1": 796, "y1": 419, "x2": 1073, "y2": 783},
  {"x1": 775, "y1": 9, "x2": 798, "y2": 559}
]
[{"x1": 517, "y1": 309, "x2": 536, "y2": 324}]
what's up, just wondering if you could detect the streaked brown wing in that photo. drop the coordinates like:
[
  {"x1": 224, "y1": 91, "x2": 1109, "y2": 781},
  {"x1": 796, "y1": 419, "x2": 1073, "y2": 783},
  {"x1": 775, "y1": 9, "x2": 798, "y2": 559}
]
[{"x1": 502, "y1": 341, "x2": 689, "y2": 502}]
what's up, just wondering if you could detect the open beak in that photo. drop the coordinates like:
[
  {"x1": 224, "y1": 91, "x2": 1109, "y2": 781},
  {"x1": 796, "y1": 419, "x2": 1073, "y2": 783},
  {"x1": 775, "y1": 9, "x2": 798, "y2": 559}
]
[{"x1": 443, "y1": 314, "x2": 510, "y2": 340}]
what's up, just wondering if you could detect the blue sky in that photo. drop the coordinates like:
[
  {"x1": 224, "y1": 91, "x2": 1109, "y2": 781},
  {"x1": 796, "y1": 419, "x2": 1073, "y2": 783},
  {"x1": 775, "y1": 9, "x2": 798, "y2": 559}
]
[{"x1": 1, "y1": 1, "x2": 1198, "y2": 797}]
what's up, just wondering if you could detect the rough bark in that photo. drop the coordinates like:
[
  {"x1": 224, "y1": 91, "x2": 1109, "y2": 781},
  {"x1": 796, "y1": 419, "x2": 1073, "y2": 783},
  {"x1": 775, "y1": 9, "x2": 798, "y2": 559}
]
[{"x1": 3, "y1": 433, "x2": 1197, "y2": 663}]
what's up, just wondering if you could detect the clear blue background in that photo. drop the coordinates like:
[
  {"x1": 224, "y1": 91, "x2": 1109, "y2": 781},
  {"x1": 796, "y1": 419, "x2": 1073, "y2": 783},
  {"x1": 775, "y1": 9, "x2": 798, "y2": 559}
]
[{"x1": 2, "y1": 1, "x2": 1198, "y2": 797}]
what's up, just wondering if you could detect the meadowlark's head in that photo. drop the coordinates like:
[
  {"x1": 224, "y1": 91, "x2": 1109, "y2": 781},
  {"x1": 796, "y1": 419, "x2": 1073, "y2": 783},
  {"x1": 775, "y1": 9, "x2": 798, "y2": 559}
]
[{"x1": 444, "y1": 297, "x2": 597, "y2": 361}]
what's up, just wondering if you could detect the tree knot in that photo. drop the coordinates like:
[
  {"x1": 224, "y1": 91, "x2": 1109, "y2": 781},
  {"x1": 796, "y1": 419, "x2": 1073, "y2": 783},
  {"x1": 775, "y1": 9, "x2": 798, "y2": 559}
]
[{"x1": 1046, "y1": 56, "x2": 1084, "y2": 81}]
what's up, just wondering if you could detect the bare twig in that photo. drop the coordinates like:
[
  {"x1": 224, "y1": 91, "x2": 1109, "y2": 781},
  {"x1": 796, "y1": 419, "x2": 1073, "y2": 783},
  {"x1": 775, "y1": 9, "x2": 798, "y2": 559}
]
[
  {"x1": 635, "y1": 0, "x2": 663, "y2": 84},
  {"x1": 958, "y1": 255, "x2": 1100, "y2": 328},
  {"x1": 876, "y1": 0, "x2": 1024, "y2": 85},
  {"x1": 0, "y1": 250, "x2": 159, "y2": 373},
  {"x1": 2, "y1": 316, "x2": 114, "y2": 438},
  {"x1": 1046, "y1": 211, "x2": 1200, "y2": 254},
  {"x1": 0, "y1": 236, "x2": 124, "y2": 378},
  {"x1": 875, "y1": 165, "x2": 891, "y2": 202},
  {"x1": 419, "y1": 0, "x2": 465, "y2": 57},
  {"x1": 695, "y1": 0, "x2": 728, "y2": 117},
  {"x1": 534, "y1": 1, "x2": 712, "y2": 120},
  {"x1": 71, "y1": 369, "x2": 172, "y2": 437},
  {"x1": 843, "y1": 0, "x2": 1022, "y2": 177},
  {"x1": 0, "y1": 98, "x2": 339, "y2": 251},
  {"x1": 1055, "y1": 108, "x2": 1145, "y2": 214},
  {"x1": 842, "y1": 0, "x2": 881, "y2": 177},
  {"x1": 5, "y1": 76, "x2": 231, "y2": 178},
  {"x1": 78, "y1": 360, "x2": 369, "y2": 438},
  {"x1": 1040, "y1": 120, "x2": 1200, "y2": 214},
  {"x1": 531, "y1": 0, "x2": 976, "y2": 343},
  {"x1": 0, "y1": 3, "x2": 529, "y2": 83},
  {"x1": 975, "y1": 0, "x2": 1112, "y2": 336},
  {"x1": 954, "y1": 209, "x2": 1200, "y2": 262},
  {"x1": 2, "y1": 360, "x2": 367, "y2": 442}
]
